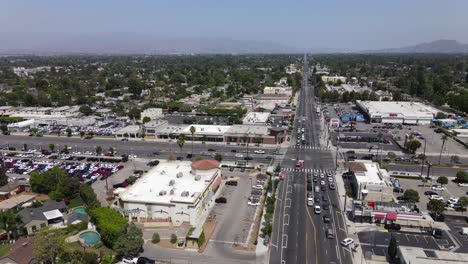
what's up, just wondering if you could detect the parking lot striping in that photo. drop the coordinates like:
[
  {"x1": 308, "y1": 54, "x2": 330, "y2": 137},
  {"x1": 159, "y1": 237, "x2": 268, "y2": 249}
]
[
  {"x1": 283, "y1": 214, "x2": 290, "y2": 226},
  {"x1": 423, "y1": 236, "x2": 429, "y2": 244},
  {"x1": 285, "y1": 198, "x2": 291, "y2": 208},
  {"x1": 282, "y1": 234, "x2": 288, "y2": 248},
  {"x1": 405, "y1": 234, "x2": 410, "y2": 242}
]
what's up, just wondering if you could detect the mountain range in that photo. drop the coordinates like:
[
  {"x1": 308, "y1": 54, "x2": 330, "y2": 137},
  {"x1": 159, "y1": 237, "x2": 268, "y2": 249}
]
[{"x1": 0, "y1": 34, "x2": 467, "y2": 54}]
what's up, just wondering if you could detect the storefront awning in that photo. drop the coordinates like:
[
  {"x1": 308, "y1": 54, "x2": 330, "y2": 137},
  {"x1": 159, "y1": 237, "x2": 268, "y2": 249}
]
[{"x1": 386, "y1": 213, "x2": 398, "y2": 221}]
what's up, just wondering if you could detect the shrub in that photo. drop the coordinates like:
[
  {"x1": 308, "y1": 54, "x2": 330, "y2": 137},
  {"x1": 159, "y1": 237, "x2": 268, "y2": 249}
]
[
  {"x1": 152, "y1": 233, "x2": 160, "y2": 244},
  {"x1": 89, "y1": 207, "x2": 127, "y2": 248},
  {"x1": 170, "y1": 234, "x2": 177, "y2": 244},
  {"x1": 215, "y1": 197, "x2": 227, "y2": 203}
]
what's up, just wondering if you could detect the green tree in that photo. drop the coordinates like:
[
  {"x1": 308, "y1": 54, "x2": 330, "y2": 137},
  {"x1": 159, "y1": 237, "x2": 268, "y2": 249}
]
[
  {"x1": 128, "y1": 108, "x2": 141, "y2": 121},
  {"x1": 108, "y1": 147, "x2": 115, "y2": 155},
  {"x1": 387, "y1": 152, "x2": 397, "y2": 160},
  {"x1": 30, "y1": 167, "x2": 79, "y2": 200},
  {"x1": 436, "y1": 176, "x2": 448, "y2": 186},
  {"x1": 214, "y1": 153, "x2": 223, "y2": 162},
  {"x1": 128, "y1": 77, "x2": 144, "y2": 98},
  {"x1": 49, "y1": 143, "x2": 55, "y2": 152},
  {"x1": 439, "y1": 134, "x2": 448, "y2": 165},
  {"x1": 459, "y1": 196, "x2": 468, "y2": 213},
  {"x1": 79, "y1": 184, "x2": 100, "y2": 209},
  {"x1": 0, "y1": 165, "x2": 8, "y2": 186},
  {"x1": 177, "y1": 134, "x2": 186, "y2": 154},
  {"x1": 113, "y1": 223, "x2": 144, "y2": 256},
  {"x1": 435, "y1": 112, "x2": 447, "y2": 119},
  {"x1": 190, "y1": 126, "x2": 196, "y2": 157},
  {"x1": 403, "y1": 189, "x2": 420, "y2": 203},
  {"x1": 142, "y1": 116, "x2": 151, "y2": 123},
  {"x1": 100, "y1": 253, "x2": 116, "y2": 264},
  {"x1": 0, "y1": 210, "x2": 22, "y2": 240},
  {"x1": 450, "y1": 155, "x2": 460, "y2": 165},
  {"x1": 152, "y1": 233, "x2": 160, "y2": 244},
  {"x1": 427, "y1": 199, "x2": 445, "y2": 219},
  {"x1": 274, "y1": 164, "x2": 282, "y2": 173},
  {"x1": 388, "y1": 236, "x2": 398, "y2": 260},
  {"x1": 0, "y1": 124, "x2": 8, "y2": 135},
  {"x1": 79, "y1": 131, "x2": 85, "y2": 138},
  {"x1": 89, "y1": 207, "x2": 127, "y2": 248},
  {"x1": 79, "y1": 105, "x2": 93, "y2": 116},
  {"x1": 170, "y1": 233, "x2": 178, "y2": 244},
  {"x1": 456, "y1": 171, "x2": 468, "y2": 183},
  {"x1": 95, "y1": 146, "x2": 102, "y2": 154},
  {"x1": 33, "y1": 229, "x2": 66, "y2": 264},
  {"x1": 66, "y1": 128, "x2": 72, "y2": 137},
  {"x1": 405, "y1": 139, "x2": 421, "y2": 153}
]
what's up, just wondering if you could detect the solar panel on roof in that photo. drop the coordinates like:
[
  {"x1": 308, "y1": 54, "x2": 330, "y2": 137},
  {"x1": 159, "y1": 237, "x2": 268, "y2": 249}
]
[{"x1": 423, "y1": 250, "x2": 437, "y2": 258}]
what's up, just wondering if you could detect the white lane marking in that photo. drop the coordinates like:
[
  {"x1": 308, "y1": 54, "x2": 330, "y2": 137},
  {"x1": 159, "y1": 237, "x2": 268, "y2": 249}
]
[
  {"x1": 284, "y1": 214, "x2": 290, "y2": 226},
  {"x1": 282, "y1": 234, "x2": 288, "y2": 248},
  {"x1": 285, "y1": 198, "x2": 291, "y2": 208}
]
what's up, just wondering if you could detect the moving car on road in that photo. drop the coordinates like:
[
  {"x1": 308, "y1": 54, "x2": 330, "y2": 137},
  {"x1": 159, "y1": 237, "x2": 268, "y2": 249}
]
[
  {"x1": 254, "y1": 150, "x2": 265, "y2": 154},
  {"x1": 341, "y1": 238, "x2": 354, "y2": 247}
]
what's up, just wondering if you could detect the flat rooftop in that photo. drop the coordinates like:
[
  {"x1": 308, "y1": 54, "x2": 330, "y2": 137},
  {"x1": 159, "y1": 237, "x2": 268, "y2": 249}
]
[
  {"x1": 398, "y1": 246, "x2": 468, "y2": 264},
  {"x1": 242, "y1": 112, "x2": 270, "y2": 124},
  {"x1": 357, "y1": 101, "x2": 440, "y2": 117},
  {"x1": 351, "y1": 160, "x2": 389, "y2": 186},
  {"x1": 225, "y1": 124, "x2": 270, "y2": 135},
  {"x1": 119, "y1": 160, "x2": 218, "y2": 205},
  {"x1": 180, "y1": 124, "x2": 231, "y2": 136}
]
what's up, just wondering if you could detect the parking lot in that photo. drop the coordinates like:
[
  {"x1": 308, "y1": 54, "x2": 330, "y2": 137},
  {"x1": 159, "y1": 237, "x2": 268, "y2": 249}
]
[
  {"x1": 396, "y1": 178, "x2": 468, "y2": 212},
  {"x1": 444, "y1": 215, "x2": 468, "y2": 253},
  {"x1": 359, "y1": 229, "x2": 455, "y2": 251},
  {"x1": 209, "y1": 168, "x2": 263, "y2": 245}
]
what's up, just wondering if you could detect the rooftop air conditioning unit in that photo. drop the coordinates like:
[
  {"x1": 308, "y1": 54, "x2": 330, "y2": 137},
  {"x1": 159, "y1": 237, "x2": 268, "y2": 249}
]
[
  {"x1": 181, "y1": 191, "x2": 189, "y2": 197},
  {"x1": 170, "y1": 188, "x2": 175, "y2": 195},
  {"x1": 169, "y1": 179, "x2": 175, "y2": 186},
  {"x1": 176, "y1": 172, "x2": 183, "y2": 178},
  {"x1": 159, "y1": 190, "x2": 167, "y2": 196},
  {"x1": 194, "y1": 175, "x2": 201, "y2": 181}
]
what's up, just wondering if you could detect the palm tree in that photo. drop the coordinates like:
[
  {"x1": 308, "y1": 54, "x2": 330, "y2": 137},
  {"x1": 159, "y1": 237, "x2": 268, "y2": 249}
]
[
  {"x1": 241, "y1": 134, "x2": 250, "y2": 160},
  {"x1": 189, "y1": 126, "x2": 196, "y2": 157},
  {"x1": 177, "y1": 134, "x2": 186, "y2": 155},
  {"x1": 438, "y1": 134, "x2": 448, "y2": 165}
]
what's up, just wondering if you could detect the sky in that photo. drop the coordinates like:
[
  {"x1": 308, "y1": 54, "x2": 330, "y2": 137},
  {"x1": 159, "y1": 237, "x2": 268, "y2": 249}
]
[{"x1": 1, "y1": 0, "x2": 468, "y2": 51}]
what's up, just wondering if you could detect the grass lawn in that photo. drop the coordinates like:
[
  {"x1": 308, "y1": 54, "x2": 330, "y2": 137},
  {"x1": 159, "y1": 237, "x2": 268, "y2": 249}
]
[
  {"x1": 67, "y1": 197, "x2": 85, "y2": 209},
  {"x1": 0, "y1": 244, "x2": 13, "y2": 257}
]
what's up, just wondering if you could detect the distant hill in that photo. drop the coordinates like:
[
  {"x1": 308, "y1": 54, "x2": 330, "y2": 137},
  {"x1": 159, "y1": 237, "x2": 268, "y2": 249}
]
[
  {"x1": 364, "y1": 39, "x2": 468, "y2": 53},
  {"x1": 0, "y1": 33, "x2": 303, "y2": 55}
]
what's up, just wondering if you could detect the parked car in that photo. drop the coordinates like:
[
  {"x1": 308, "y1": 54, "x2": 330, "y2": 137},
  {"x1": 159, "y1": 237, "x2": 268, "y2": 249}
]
[
  {"x1": 384, "y1": 223, "x2": 401, "y2": 231},
  {"x1": 323, "y1": 215, "x2": 331, "y2": 223},
  {"x1": 458, "y1": 183, "x2": 468, "y2": 187},
  {"x1": 431, "y1": 185, "x2": 445, "y2": 191},
  {"x1": 254, "y1": 150, "x2": 265, "y2": 154},
  {"x1": 424, "y1": 190, "x2": 438, "y2": 196},
  {"x1": 307, "y1": 197, "x2": 313, "y2": 207},
  {"x1": 225, "y1": 180, "x2": 238, "y2": 186},
  {"x1": 122, "y1": 256, "x2": 138, "y2": 264},
  {"x1": 314, "y1": 205, "x2": 321, "y2": 214},
  {"x1": 429, "y1": 195, "x2": 444, "y2": 201},
  {"x1": 137, "y1": 257, "x2": 155, "y2": 264}
]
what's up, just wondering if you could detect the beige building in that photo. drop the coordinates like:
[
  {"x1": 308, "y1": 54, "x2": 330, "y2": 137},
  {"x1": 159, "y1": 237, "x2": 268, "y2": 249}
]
[
  {"x1": 140, "y1": 108, "x2": 163, "y2": 122},
  {"x1": 321, "y1": 75, "x2": 347, "y2": 84},
  {"x1": 263, "y1": 86, "x2": 292, "y2": 96},
  {"x1": 348, "y1": 160, "x2": 393, "y2": 202}
]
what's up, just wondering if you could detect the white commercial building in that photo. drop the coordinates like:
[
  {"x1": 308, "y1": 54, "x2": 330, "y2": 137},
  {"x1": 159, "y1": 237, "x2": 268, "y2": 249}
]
[
  {"x1": 117, "y1": 160, "x2": 222, "y2": 227},
  {"x1": 356, "y1": 100, "x2": 440, "y2": 125},
  {"x1": 242, "y1": 112, "x2": 271, "y2": 125},
  {"x1": 398, "y1": 246, "x2": 468, "y2": 264},
  {"x1": 348, "y1": 160, "x2": 393, "y2": 202},
  {"x1": 140, "y1": 108, "x2": 163, "y2": 122},
  {"x1": 285, "y1": 64, "x2": 298, "y2": 74},
  {"x1": 263, "y1": 86, "x2": 292, "y2": 96},
  {"x1": 321, "y1": 75, "x2": 347, "y2": 84},
  {"x1": 325, "y1": 84, "x2": 372, "y2": 93},
  {"x1": 7, "y1": 119, "x2": 36, "y2": 132}
]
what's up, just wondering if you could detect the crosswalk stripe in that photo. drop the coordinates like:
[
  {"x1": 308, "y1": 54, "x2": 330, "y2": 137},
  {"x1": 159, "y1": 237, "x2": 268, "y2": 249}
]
[{"x1": 281, "y1": 168, "x2": 336, "y2": 173}]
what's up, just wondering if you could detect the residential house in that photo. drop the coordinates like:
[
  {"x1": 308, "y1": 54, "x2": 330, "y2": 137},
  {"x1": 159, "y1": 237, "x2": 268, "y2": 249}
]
[
  {"x1": 19, "y1": 200, "x2": 66, "y2": 235},
  {"x1": 0, "y1": 237, "x2": 35, "y2": 264}
]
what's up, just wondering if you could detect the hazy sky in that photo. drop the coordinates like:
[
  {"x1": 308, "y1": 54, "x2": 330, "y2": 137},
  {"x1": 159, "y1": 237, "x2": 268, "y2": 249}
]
[{"x1": 1, "y1": 0, "x2": 468, "y2": 50}]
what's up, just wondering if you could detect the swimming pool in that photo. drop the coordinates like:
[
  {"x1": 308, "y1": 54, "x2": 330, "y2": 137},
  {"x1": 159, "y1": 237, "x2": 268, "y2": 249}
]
[
  {"x1": 73, "y1": 207, "x2": 87, "y2": 215},
  {"x1": 79, "y1": 231, "x2": 101, "y2": 246}
]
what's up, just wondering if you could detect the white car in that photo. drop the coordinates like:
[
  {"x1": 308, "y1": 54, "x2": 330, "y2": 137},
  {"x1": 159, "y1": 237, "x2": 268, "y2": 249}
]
[
  {"x1": 307, "y1": 197, "x2": 313, "y2": 207},
  {"x1": 328, "y1": 177, "x2": 333, "y2": 182},
  {"x1": 252, "y1": 185, "x2": 264, "y2": 190},
  {"x1": 447, "y1": 197, "x2": 459, "y2": 204},
  {"x1": 314, "y1": 205, "x2": 321, "y2": 214},
  {"x1": 458, "y1": 183, "x2": 468, "y2": 187},
  {"x1": 235, "y1": 154, "x2": 244, "y2": 158},
  {"x1": 320, "y1": 180, "x2": 326, "y2": 186},
  {"x1": 248, "y1": 201, "x2": 260, "y2": 206},
  {"x1": 121, "y1": 256, "x2": 138, "y2": 264},
  {"x1": 429, "y1": 195, "x2": 444, "y2": 201},
  {"x1": 341, "y1": 238, "x2": 354, "y2": 247},
  {"x1": 431, "y1": 185, "x2": 445, "y2": 191},
  {"x1": 320, "y1": 173, "x2": 325, "y2": 178},
  {"x1": 254, "y1": 150, "x2": 265, "y2": 154}
]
